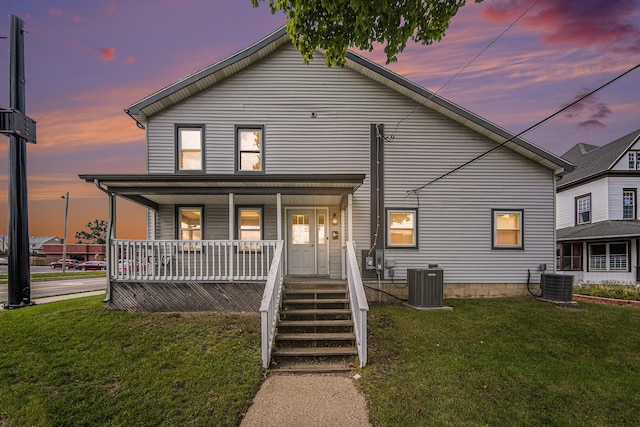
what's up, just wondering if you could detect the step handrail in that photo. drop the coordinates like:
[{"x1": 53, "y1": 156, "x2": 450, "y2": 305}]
[
  {"x1": 259, "y1": 240, "x2": 284, "y2": 369},
  {"x1": 346, "y1": 241, "x2": 369, "y2": 367}
]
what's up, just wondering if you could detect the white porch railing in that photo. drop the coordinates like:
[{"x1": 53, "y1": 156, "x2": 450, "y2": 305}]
[
  {"x1": 259, "y1": 241, "x2": 284, "y2": 369},
  {"x1": 111, "y1": 240, "x2": 279, "y2": 281},
  {"x1": 346, "y1": 241, "x2": 369, "y2": 367}
]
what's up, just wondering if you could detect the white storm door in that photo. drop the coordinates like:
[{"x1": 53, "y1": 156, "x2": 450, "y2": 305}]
[{"x1": 287, "y1": 210, "x2": 316, "y2": 275}]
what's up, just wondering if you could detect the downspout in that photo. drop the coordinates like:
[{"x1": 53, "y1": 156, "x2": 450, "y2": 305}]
[{"x1": 94, "y1": 179, "x2": 114, "y2": 302}]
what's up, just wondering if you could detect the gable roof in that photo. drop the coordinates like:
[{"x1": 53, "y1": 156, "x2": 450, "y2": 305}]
[
  {"x1": 125, "y1": 26, "x2": 572, "y2": 174},
  {"x1": 557, "y1": 128, "x2": 640, "y2": 189}
]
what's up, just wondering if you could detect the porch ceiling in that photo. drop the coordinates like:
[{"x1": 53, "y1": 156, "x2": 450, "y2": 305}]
[{"x1": 80, "y1": 173, "x2": 365, "y2": 209}]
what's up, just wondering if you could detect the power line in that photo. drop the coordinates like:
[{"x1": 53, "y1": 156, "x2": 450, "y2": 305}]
[
  {"x1": 386, "y1": 0, "x2": 540, "y2": 142},
  {"x1": 407, "y1": 61, "x2": 640, "y2": 195}
]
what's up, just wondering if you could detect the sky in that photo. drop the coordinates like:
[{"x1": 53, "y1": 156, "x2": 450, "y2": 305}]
[{"x1": 0, "y1": 0, "x2": 639, "y2": 240}]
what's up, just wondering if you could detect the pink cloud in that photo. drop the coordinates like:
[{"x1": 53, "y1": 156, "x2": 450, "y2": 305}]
[
  {"x1": 50, "y1": 8, "x2": 64, "y2": 16},
  {"x1": 125, "y1": 55, "x2": 138, "y2": 64},
  {"x1": 93, "y1": 47, "x2": 116, "y2": 61},
  {"x1": 108, "y1": 2, "x2": 117, "y2": 15},
  {"x1": 483, "y1": 0, "x2": 640, "y2": 53}
]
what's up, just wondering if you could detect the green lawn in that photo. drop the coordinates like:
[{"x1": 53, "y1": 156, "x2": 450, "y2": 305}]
[
  {"x1": 2, "y1": 296, "x2": 639, "y2": 426},
  {"x1": 0, "y1": 297, "x2": 263, "y2": 426},
  {"x1": 0, "y1": 271, "x2": 106, "y2": 284},
  {"x1": 360, "y1": 299, "x2": 640, "y2": 426}
]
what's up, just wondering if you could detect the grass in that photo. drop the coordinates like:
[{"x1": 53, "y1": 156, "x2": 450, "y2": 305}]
[
  {"x1": 359, "y1": 299, "x2": 640, "y2": 426},
  {"x1": 574, "y1": 283, "x2": 640, "y2": 301},
  {"x1": 0, "y1": 296, "x2": 263, "y2": 426}
]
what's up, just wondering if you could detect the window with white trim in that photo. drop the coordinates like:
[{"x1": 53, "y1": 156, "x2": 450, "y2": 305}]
[
  {"x1": 177, "y1": 126, "x2": 203, "y2": 171},
  {"x1": 236, "y1": 127, "x2": 263, "y2": 172},
  {"x1": 178, "y1": 207, "x2": 202, "y2": 240},
  {"x1": 623, "y1": 189, "x2": 636, "y2": 219},
  {"x1": 492, "y1": 210, "x2": 523, "y2": 249},
  {"x1": 238, "y1": 207, "x2": 263, "y2": 241},
  {"x1": 576, "y1": 195, "x2": 591, "y2": 225},
  {"x1": 386, "y1": 209, "x2": 417, "y2": 248},
  {"x1": 629, "y1": 151, "x2": 640, "y2": 170},
  {"x1": 589, "y1": 242, "x2": 628, "y2": 271}
]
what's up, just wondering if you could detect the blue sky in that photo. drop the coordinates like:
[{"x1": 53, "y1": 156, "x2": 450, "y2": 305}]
[{"x1": 0, "y1": 0, "x2": 639, "y2": 238}]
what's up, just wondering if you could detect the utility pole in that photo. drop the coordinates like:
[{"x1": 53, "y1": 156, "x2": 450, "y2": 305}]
[
  {"x1": 0, "y1": 15, "x2": 37, "y2": 309},
  {"x1": 61, "y1": 192, "x2": 69, "y2": 273}
]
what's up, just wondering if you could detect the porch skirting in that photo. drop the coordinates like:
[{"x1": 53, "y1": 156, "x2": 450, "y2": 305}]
[{"x1": 108, "y1": 281, "x2": 265, "y2": 312}]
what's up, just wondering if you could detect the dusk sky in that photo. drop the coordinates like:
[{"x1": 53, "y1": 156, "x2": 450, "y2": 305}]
[{"x1": 0, "y1": 0, "x2": 639, "y2": 240}]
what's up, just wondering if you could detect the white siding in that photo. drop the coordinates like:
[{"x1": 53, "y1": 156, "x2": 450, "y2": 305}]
[
  {"x1": 608, "y1": 177, "x2": 640, "y2": 220},
  {"x1": 147, "y1": 44, "x2": 558, "y2": 284},
  {"x1": 556, "y1": 178, "x2": 609, "y2": 228}
]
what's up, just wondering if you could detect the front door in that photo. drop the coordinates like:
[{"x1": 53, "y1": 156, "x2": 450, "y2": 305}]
[{"x1": 288, "y1": 210, "x2": 316, "y2": 275}]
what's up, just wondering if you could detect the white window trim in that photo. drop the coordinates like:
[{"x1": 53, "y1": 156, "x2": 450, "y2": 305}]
[
  {"x1": 177, "y1": 125, "x2": 204, "y2": 172},
  {"x1": 576, "y1": 195, "x2": 591, "y2": 225},
  {"x1": 177, "y1": 206, "x2": 203, "y2": 241}
]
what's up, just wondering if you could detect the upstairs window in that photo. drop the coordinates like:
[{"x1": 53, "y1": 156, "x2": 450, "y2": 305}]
[
  {"x1": 492, "y1": 209, "x2": 523, "y2": 249},
  {"x1": 178, "y1": 207, "x2": 202, "y2": 240},
  {"x1": 576, "y1": 194, "x2": 591, "y2": 225},
  {"x1": 177, "y1": 126, "x2": 203, "y2": 171},
  {"x1": 623, "y1": 189, "x2": 636, "y2": 219},
  {"x1": 629, "y1": 152, "x2": 640, "y2": 170},
  {"x1": 386, "y1": 209, "x2": 417, "y2": 248},
  {"x1": 236, "y1": 127, "x2": 263, "y2": 172}
]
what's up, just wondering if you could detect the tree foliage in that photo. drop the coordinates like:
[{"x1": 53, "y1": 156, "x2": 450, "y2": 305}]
[
  {"x1": 251, "y1": 0, "x2": 482, "y2": 66},
  {"x1": 75, "y1": 219, "x2": 108, "y2": 245}
]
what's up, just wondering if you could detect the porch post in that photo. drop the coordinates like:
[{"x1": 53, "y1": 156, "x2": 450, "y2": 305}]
[
  {"x1": 341, "y1": 207, "x2": 346, "y2": 280},
  {"x1": 276, "y1": 193, "x2": 282, "y2": 241},
  {"x1": 348, "y1": 194, "x2": 353, "y2": 242},
  {"x1": 94, "y1": 179, "x2": 115, "y2": 302},
  {"x1": 228, "y1": 193, "x2": 234, "y2": 278}
]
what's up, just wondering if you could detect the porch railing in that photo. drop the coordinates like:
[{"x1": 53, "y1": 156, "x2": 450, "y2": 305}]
[
  {"x1": 259, "y1": 241, "x2": 284, "y2": 369},
  {"x1": 111, "y1": 239, "x2": 279, "y2": 281},
  {"x1": 346, "y1": 241, "x2": 369, "y2": 368}
]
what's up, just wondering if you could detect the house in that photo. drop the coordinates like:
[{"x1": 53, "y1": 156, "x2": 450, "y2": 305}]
[
  {"x1": 556, "y1": 129, "x2": 640, "y2": 285},
  {"x1": 29, "y1": 236, "x2": 60, "y2": 254},
  {"x1": 80, "y1": 27, "x2": 571, "y2": 367}
]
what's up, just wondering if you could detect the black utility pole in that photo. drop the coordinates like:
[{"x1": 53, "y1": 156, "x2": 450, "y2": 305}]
[{"x1": 1, "y1": 15, "x2": 37, "y2": 309}]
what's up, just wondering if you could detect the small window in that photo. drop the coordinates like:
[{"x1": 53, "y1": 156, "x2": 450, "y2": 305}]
[
  {"x1": 236, "y1": 127, "x2": 263, "y2": 172},
  {"x1": 629, "y1": 151, "x2": 640, "y2": 170},
  {"x1": 623, "y1": 189, "x2": 636, "y2": 220},
  {"x1": 492, "y1": 210, "x2": 523, "y2": 249},
  {"x1": 177, "y1": 126, "x2": 203, "y2": 171},
  {"x1": 576, "y1": 194, "x2": 591, "y2": 225},
  {"x1": 238, "y1": 208, "x2": 263, "y2": 241},
  {"x1": 386, "y1": 209, "x2": 417, "y2": 248},
  {"x1": 178, "y1": 207, "x2": 202, "y2": 240}
]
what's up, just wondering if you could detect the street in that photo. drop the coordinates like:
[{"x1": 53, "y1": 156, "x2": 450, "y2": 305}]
[{"x1": 0, "y1": 274, "x2": 106, "y2": 303}]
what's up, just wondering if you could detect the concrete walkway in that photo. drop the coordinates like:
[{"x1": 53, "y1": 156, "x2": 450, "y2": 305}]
[{"x1": 241, "y1": 374, "x2": 371, "y2": 427}]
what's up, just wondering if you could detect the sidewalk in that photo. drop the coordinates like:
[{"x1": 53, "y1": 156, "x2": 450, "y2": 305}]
[
  {"x1": 1, "y1": 290, "x2": 105, "y2": 310},
  {"x1": 240, "y1": 373, "x2": 371, "y2": 427}
]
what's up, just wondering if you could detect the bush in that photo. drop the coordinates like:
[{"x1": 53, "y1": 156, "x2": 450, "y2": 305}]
[{"x1": 574, "y1": 282, "x2": 640, "y2": 301}]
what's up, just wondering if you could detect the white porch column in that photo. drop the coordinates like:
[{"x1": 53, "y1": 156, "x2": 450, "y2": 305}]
[
  {"x1": 228, "y1": 193, "x2": 234, "y2": 239},
  {"x1": 348, "y1": 193, "x2": 353, "y2": 242},
  {"x1": 276, "y1": 193, "x2": 282, "y2": 241},
  {"x1": 341, "y1": 207, "x2": 346, "y2": 280}
]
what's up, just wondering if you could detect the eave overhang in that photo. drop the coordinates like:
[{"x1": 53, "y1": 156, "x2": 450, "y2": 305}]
[
  {"x1": 80, "y1": 173, "x2": 365, "y2": 210},
  {"x1": 557, "y1": 220, "x2": 640, "y2": 242}
]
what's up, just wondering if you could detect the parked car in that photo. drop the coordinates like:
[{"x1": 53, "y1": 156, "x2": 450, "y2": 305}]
[
  {"x1": 50, "y1": 259, "x2": 79, "y2": 269},
  {"x1": 77, "y1": 260, "x2": 107, "y2": 271},
  {"x1": 0, "y1": 257, "x2": 8, "y2": 265}
]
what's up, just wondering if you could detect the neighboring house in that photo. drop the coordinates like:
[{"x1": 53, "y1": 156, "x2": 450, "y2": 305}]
[
  {"x1": 556, "y1": 129, "x2": 640, "y2": 285},
  {"x1": 80, "y1": 27, "x2": 572, "y2": 311},
  {"x1": 29, "y1": 236, "x2": 61, "y2": 254}
]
